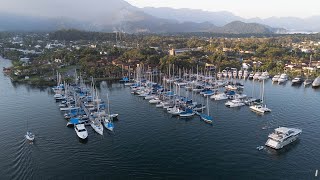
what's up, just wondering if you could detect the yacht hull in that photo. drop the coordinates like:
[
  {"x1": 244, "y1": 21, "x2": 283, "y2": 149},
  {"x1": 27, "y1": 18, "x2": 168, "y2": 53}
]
[{"x1": 265, "y1": 134, "x2": 300, "y2": 149}]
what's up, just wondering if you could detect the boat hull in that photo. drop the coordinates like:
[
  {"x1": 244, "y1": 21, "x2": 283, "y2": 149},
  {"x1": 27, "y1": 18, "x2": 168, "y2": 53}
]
[{"x1": 265, "y1": 134, "x2": 300, "y2": 149}]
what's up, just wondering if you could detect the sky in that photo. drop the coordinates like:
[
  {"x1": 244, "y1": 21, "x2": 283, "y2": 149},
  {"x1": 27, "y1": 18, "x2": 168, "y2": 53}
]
[{"x1": 125, "y1": 0, "x2": 320, "y2": 18}]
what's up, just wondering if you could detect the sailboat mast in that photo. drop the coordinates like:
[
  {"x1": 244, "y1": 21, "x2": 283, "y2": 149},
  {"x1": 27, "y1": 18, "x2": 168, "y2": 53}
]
[
  {"x1": 107, "y1": 93, "x2": 110, "y2": 115},
  {"x1": 207, "y1": 95, "x2": 209, "y2": 116},
  {"x1": 262, "y1": 79, "x2": 265, "y2": 103}
]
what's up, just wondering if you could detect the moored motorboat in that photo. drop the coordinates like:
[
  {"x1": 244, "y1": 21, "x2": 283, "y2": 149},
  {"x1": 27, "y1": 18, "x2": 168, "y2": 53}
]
[
  {"x1": 303, "y1": 79, "x2": 313, "y2": 87},
  {"x1": 291, "y1": 76, "x2": 303, "y2": 85},
  {"x1": 278, "y1": 74, "x2": 288, "y2": 84},
  {"x1": 74, "y1": 124, "x2": 88, "y2": 139},
  {"x1": 272, "y1": 74, "x2": 280, "y2": 83}
]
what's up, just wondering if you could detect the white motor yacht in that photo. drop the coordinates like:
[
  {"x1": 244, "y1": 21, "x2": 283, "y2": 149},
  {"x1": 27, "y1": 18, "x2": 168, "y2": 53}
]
[
  {"x1": 74, "y1": 124, "x2": 88, "y2": 139},
  {"x1": 265, "y1": 127, "x2": 302, "y2": 149},
  {"x1": 272, "y1": 74, "x2": 280, "y2": 82},
  {"x1": 250, "y1": 104, "x2": 271, "y2": 114},
  {"x1": 225, "y1": 99, "x2": 245, "y2": 108},
  {"x1": 312, "y1": 76, "x2": 320, "y2": 88},
  {"x1": 278, "y1": 74, "x2": 288, "y2": 84},
  {"x1": 25, "y1": 131, "x2": 35, "y2": 141}
]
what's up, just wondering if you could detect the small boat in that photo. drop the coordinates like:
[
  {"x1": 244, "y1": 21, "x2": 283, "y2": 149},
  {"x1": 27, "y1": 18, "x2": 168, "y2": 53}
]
[
  {"x1": 90, "y1": 118, "x2": 104, "y2": 135},
  {"x1": 278, "y1": 74, "x2": 288, "y2": 84},
  {"x1": 168, "y1": 106, "x2": 184, "y2": 116},
  {"x1": 179, "y1": 109, "x2": 195, "y2": 117},
  {"x1": 303, "y1": 79, "x2": 313, "y2": 87},
  {"x1": 312, "y1": 76, "x2": 320, "y2": 88},
  {"x1": 304, "y1": 55, "x2": 313, "y2": 87},
  {"x1": 272, "y1": 74, "x2": 280, "y2": 82},
  {"x1": 155, "y1": 102, "x2": 164, "y2": 108},
  {"x1": 210, "y1": 93, "x2": 228, "y2": 100},
  {"x1": 25, "y1": 131, "x2": 35, "y2": 141},
  {"x1": 144, "y1": 95, "x2": 157, "y2": 100},
  {"x1": 109, "y1": 113, "x2": 119, "y2": 119},
  {"x1": 149, "y1": 98, "x2": 161, "y2": 104},
  {"x1": 265, "y1": 127, "x2": 302, "y2": 149},
  {"x1": 256, "y1": 146, "x2": 264, "y2": 151},
  {"x1": 253, "y1": 72, "x2": 261, "y2": 80},
  {"x1": 244, "y1": 97, "x2": 260, "y2": 105},
  {"x1": 291, "y1": 76, "x2": 303, "y2": 85},
  {"x1": 74, "y1": 124, "x2": 88, "y2": 139},
  {"x1": 199, "y1": 96, "x2": 213, "y2": 124},
  {"x1": 225, "y1": 99, "x2": 245, "y2": 108},
  {"x1": 202, "y1": 90, "x2": 215, "y2": 97},
  {"x1": 25, "y1": 116, "x2": 35, "y2": 141},
  {"x1": 250, "y1": 104, "x2": 271, "y2": 114},
  {"x1": 258, "y1": 71, "x2": 269, "y2": 81},
  {"x1": 104, "y1": 117, "x2": 114, "y2": 131},
  {"x1": 250, "y1": 79, "x2": 271, "y2": 114}
]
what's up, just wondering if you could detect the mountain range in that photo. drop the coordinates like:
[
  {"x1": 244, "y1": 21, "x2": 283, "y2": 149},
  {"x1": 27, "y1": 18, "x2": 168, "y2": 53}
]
[{"x1": 0, "y1": 0, "x2": 318, "y2": 33}]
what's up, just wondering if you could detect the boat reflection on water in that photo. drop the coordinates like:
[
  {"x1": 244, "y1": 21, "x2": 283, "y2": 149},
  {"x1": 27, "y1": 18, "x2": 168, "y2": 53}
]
[{"x1": 78, "y1": 137, "x2": 88, "y2": 144}]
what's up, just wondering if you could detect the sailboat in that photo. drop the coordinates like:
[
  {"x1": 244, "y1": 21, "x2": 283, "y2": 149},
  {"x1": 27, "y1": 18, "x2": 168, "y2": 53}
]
[
  {"x1": 304, "y1": 55, "x2": 313, "y2": 87},
  {"x1": 25, "y1": 118, "x2": 35, "y2": 141},
  {"x1": 90, "y1": 84, "x2": 104, "y2": 135},
  {"x1": 104, "y1": 94, "x2": 114, "y2": 131},
  {"x1": 249, "y1": 79, "x2": 271, "y2": 114},
  {"x1": 199, "y1": 96, "x2": 213, "y2": 124}
]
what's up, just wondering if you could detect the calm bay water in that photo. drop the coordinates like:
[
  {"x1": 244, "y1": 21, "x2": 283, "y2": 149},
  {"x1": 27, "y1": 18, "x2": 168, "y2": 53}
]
[{"x1": 1, "y1": 57, "x2": 320, "y2": 179}]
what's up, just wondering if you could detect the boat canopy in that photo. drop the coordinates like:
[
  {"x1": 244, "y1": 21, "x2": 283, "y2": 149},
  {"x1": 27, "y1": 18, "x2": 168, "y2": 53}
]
[
  {"x1": 70, "y1": 118, "x2": 79, "y2": 124},
  {"x1": 226, "y1": 91, "x2": 236, "y2": 95}
]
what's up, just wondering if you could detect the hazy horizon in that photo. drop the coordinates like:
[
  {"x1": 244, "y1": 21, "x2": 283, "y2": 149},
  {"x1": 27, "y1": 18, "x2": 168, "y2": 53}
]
[
  {"x1": 126, "y1": 0, "x2": 320, "y2": 19},
  {"x1": 0, "y1": 0, "x2": 319, "y2": 20}
]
